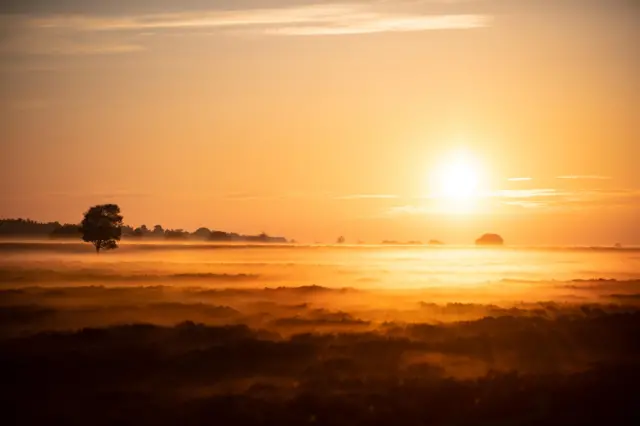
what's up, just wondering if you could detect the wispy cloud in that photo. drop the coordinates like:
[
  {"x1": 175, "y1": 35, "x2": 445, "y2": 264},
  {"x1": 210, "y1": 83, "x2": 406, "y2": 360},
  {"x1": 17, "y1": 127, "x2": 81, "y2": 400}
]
[
  {"x1": 497, "y1": 188, "x2": 640, "y2": 211},
  {"x1": 556, "y1": 175, "x2": 612, "y2": 180},
  {"x1": 507, "y1": 177, "x2": 533, "y2": 182},
  {"x1": 337, "y1": 194, "x2": 400, "y2": 200},
  {"x1": 266, "y1": 13, "x2": 490, "y2": 35},
  {"x1": 385, "y1": 188, "x2": 640, "y2": 216},
  {"x1": 502, "y1": 201, "x2": 545, "y2": 209},
  {"x1": 386, "y1": 205, "x2": 434, "y2": 216},
  {"x1": 0, "y1": 15, "x2": 145, "y2": 55},
  {"x1": 27, "y1": 4, "x2": 491, "y2": 35},
  {"x1": 0, "y1": 2, "x2": 492, "y2": 55},
  {"x1": 2, "y1": 42, "x2": 145, "y2": 56},
  {"x1": 490, "y1": 189, "x2": 562, "y2": 198}
]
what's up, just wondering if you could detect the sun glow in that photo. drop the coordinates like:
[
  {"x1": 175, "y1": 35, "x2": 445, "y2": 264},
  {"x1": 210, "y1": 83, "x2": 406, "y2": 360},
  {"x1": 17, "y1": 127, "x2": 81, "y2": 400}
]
[{"x1": 429, "y1": 149, "x2": 485, "y2": 212}]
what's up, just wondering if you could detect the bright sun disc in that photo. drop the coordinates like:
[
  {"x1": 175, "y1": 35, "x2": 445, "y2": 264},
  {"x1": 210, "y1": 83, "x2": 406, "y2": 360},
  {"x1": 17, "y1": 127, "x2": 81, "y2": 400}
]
[{"x1": 430, "y1": 150, "x2": 483, "y2": 200}]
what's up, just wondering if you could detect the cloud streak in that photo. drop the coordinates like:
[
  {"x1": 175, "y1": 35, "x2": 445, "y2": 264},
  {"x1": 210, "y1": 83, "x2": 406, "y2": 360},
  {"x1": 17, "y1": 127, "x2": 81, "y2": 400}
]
[
  {"x1": 0, "y1": 14, "x2": 144, "y2": 55},
  {"x1": 498, "y1": 188, "x2": 640, "y2": 211},
  {"x1": 1, "y1": 2, "x2": 491, "y2": 55},
  {"x1": 556, "y1": 175, "x2": 612, "y2": 180},
  {"x1": 265, "y1": 14, "x2": 490, "y2": 35},
  {"x1": 386, "y1": 188, "x2": 640, "y2": 216},
  {"x1": 490, "y1": 189, "x2": 562, "y2": 198},
  {"x1": 337, "y1": 194, "x2": 400, "y2": 200},
  {"x1": 27, "y1": 4, "x2": 491, "y2": 35}
]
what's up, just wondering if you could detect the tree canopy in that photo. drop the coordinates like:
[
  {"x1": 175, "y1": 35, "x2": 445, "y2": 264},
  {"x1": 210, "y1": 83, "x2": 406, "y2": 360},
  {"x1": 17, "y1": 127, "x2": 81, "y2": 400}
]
[{"x1": 80, "y1": 204, "x2": 123, "y2": 253}]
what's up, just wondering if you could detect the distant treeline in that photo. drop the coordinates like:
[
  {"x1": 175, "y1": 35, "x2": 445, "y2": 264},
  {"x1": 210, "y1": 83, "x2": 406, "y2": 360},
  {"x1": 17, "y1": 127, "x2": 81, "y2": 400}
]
[{"x1": 0, "y1": 219, "x2": 288, "y2": 243}]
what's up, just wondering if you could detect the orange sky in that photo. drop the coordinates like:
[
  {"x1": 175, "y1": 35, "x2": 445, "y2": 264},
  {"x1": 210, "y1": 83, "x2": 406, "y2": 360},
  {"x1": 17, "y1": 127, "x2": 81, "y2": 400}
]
[{"x1": 1, "y1": 1, "x2": 639, "y2": 244}]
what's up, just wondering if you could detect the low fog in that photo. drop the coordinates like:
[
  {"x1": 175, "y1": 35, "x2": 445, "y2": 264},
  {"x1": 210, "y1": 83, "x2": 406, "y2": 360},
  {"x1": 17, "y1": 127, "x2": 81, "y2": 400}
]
[{"x1": 2, "y1": 242, "x2": 639, "y2": 425}]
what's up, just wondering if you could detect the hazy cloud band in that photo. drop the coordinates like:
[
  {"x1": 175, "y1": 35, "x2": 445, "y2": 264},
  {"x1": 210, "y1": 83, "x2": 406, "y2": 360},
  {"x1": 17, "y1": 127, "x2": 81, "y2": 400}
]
[{"x1": 0, "y1": 2, "x2": 491, "y2": 55}]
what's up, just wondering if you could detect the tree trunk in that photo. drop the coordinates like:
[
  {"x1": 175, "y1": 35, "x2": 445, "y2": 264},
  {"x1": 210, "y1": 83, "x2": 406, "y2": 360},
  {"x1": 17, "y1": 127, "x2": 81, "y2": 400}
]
[{"x1": 95, "y1": 242, "x2": 101, "y2": 254}]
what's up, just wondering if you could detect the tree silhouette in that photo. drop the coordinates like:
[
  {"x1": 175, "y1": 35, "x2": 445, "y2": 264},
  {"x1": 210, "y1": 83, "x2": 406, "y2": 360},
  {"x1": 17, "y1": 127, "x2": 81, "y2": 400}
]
[
  {"x1": 153, "y1": 225, "x2": 164, "y2": 237},
  {"x1": 193, "y1": 227, "x2": 212, "y2": 239},
  {"x1": 475, "y1": 233, "x2": 504, "y2": 246},
  {"x1": 49, "y1": 224, "x2": 80, "y2": 239},
  {"x1": 164, "y1": 229, "x2": 189, "y2": 240},
  {"x1": 80, "y1": 204, "x2": 123, "y2": 254}
]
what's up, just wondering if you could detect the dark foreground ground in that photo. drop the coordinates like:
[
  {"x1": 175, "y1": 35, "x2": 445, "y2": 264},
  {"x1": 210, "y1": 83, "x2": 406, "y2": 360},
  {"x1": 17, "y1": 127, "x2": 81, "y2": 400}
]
[{"x1": 2, "y1": 297, "x2": 640, "y2": 425}]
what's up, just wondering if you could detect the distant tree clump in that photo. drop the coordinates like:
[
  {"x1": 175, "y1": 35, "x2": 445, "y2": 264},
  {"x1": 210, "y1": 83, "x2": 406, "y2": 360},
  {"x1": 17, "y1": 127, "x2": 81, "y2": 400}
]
[
  {"x1": 193, "y1": 227, "x2": 212, "y2": 240},
  {"x1": 164, "y1": 229, "x2": 189, "y2": 240},
  {"x1": 0, "y1": 219, "x2": 61, "y2": 236},
  {"x1": 2, "y1": 216, "x2": 290, "y2": 243},
  {"x1": 153, "y1": 225, "x2": 164, "y2": 237},
  {"x1": 120, "y1": 225, "x2": 135, "y2": 237},
  {"x1": 80, "y1": 204, "x2": 123, "y2": 254},
  {"x1": 209, "y1": 230, "x2": 234, "y2": 242},
  {"x1": 475, "y1": 233, "x2": 504, "y2": 246},
  {"x1": 49, "y1": 224, "x2": 81, "y2": 239},
  {"x1": 246, "y1": 232, "x2": 270, "y2": 243},
  {"x1": 336, "y1": 236, "x2": 345, "y2": 244}
]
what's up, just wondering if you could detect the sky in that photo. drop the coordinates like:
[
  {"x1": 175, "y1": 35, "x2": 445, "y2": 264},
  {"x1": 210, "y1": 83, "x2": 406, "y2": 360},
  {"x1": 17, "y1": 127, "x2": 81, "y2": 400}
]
[{"x1": 1, "y1": 0, "x2": 638, "y2": 245}]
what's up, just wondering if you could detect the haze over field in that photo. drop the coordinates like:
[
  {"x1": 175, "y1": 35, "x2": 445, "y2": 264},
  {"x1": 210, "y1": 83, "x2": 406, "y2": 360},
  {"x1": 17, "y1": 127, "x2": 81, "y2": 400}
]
[
  {"x1": 2, "y1": 243, "x2": 640, "y2": 336},
  {"x1": 2, "y1": 242, "x2": 640, "y2": 425}
]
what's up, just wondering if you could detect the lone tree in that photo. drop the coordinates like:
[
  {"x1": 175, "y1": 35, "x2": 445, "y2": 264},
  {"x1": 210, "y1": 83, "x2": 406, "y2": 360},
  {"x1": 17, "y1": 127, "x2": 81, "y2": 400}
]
[{"x1": 80, "y1": 204, "x2": 123, "y2": 254}]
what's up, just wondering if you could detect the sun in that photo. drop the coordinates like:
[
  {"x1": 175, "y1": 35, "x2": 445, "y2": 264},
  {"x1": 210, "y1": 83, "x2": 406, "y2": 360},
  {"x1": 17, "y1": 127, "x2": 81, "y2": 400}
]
[{"x1": 430, "y1": 149, "x2": 484, "y2": 201}]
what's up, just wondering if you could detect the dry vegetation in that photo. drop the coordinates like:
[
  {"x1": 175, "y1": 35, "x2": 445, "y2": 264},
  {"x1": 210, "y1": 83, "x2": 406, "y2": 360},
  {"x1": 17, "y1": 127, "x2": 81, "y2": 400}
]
[{"x1": 1, "y1": 243, "x2": 639, "y2": 425}]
